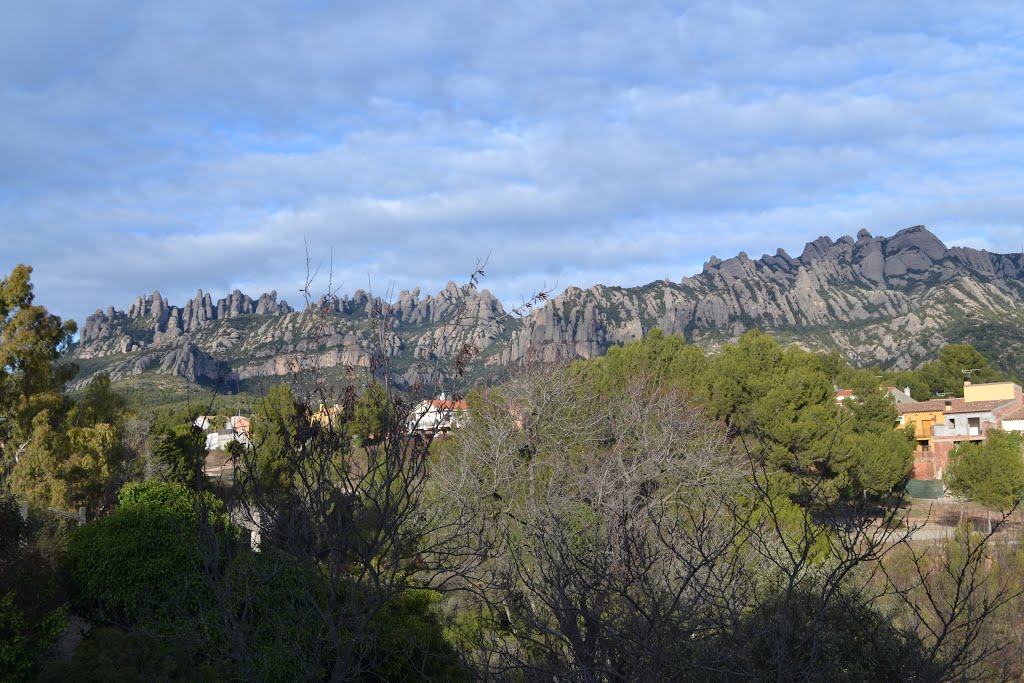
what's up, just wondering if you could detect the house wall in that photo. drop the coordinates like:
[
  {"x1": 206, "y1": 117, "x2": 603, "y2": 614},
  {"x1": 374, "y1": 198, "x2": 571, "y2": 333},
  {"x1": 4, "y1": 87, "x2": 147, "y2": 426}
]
[
  {"x1": 901, "y1": 409, "x2": 944, "y2": 481},
  {"x1": 901, "y1": 410, "x2": 944, "y2": 440},
  {"x1": 903, "y1": 382, "x2": 1024, "y2": 484},
  {"x1": 964, "y1": 382, "x2": 1020, "y2": 402}
]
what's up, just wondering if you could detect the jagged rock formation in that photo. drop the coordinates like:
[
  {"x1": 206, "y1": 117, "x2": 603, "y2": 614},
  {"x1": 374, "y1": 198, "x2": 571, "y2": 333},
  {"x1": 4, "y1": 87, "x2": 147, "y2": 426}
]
[
  {"x1": 501, "y1": 226, "x2": 1024, "y2": 371},
  {"x1": 67, "y1": 226, "x2": 1024, "y2": 393}
]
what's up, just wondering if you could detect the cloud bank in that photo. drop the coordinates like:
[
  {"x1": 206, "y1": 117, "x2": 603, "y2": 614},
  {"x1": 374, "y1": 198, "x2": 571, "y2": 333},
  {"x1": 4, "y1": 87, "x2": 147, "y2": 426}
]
[{"x1": 3, "y1": 1, "x2": 1024, "y2": 323}]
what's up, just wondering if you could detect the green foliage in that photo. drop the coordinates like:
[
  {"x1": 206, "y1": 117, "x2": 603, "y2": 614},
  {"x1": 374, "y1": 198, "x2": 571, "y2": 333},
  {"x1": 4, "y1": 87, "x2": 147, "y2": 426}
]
[
  {"x1": 849, "y1": 428, "x2": 916, "y2": 494},
  {"x1": 945, "y1": 316, "x2": 1024, "y2": 383},
  {"x1": 69, "y1": 374, "x2": 127, "y2": 428},
  {"x1": 919, "y1": 343, "x2": 1003, "y2": 398},
  {"x1": 223, "y1": 548, "x2": 329, "y2": 681},
  {"x1": 0, "y1": 496, "x2": 70, "y2": 681},
  {"x1": 361, "y1": 590, "x2": 467, "y2": 681},
  {"x1": 724, "y1": 584, "x2": 931, "y2": 681},
  {"x1": 698, "y1": 331, "x2": 915, "y2": 501},
  {"x1": 152, "y1": 424, "x2": 205, "y2": 487},
  {"x1": 9, "y1": 411, "x2": 123, "y2": 514},
  {"x1": 577, "y1": 328, "x2": 708, "y2": 399},
  {"x1": 8, "y1": 362, "x2": 132, "y2": 516},
  {"x1": 250, "y1": 383, "x2": 302, "y2": 492},
  {"x1": 37, "y1": 626, "x2": 227, "y2": 682},
  {"x1": 118, "y1": 479, "x2": 229, "y2": 529},
  {"x1": 65, "y1": 481, "x2": 223, "y2": 626},
  {"x1": 841, "y1": 372, "x2": 914, "y2": 494},
  {"x1": 0, "y1": 264, "x2": 78, "y2": 453},
  {"x1": 0, "y1": 592, "x2": 67, "y2": 682},
  {"x1": 706, "y1": 331, "x2": 849, "y2": 498},
  {"x1": 352, "y1": 381, "x2": 397, "y2": 444},
  {"x1": 946, "y1": 431, "x2": 1024, "y2": 512},
  {"x1": 870, "y1": 343, "x2": 1003, "y2": 401}
]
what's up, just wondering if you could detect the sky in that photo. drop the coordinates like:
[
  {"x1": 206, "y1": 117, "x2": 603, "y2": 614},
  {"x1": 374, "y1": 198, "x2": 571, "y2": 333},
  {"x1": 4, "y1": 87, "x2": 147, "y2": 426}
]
[{"x1": 4, "y1": 1, "x2": 1024, "y2": 325}]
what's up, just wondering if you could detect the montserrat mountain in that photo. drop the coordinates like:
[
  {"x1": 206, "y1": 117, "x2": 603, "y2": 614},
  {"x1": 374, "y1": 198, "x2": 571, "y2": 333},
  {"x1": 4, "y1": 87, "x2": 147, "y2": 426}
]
[
  {"x1": 68, "y1": 226, "x2": 1024, "y2": 393},
  {"x1": 503, "y1": 226, "x2": 1024, "y2": 370}
]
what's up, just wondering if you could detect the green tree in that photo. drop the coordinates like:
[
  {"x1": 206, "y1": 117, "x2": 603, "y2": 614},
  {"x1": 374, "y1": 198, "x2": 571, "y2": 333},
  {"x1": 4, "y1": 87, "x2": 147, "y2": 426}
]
[
  {"x1": 946, "y1": 431, "x2": 1024, "y2": 532},
  {"x1": 0, "y1": 496, "x2": 68, "y2": 681},
  {"x1": 704, "y1": 331, "x2": 849, "y2": 499},
  {"x1": 840, "y1": 370, "x2": 915, "y2": 494},
  {"x1": 70, "y1": 374, "x2": 126, "y2": 428},
  {"x1": 921, "y1": 344, "x2": 1003, "y2": 398},
  {"x1": 578, "y1": 329, "x2": 708, "y2": 399},
  {"x1": 9, "y1": 412, "x2": 122, "y2": 515},
  {"x1": 352, "y1": 381, "x2": 396, "y2": 445},
  {"x1": 65, "y1": 481, "x2": 229, "y2": 628},
  {"x1": 0, "y1": 265, "x2": 77, "y2": 468},
  {"x1": 249, "y1": 383, "x2": 302, "y2": 493},
  {"x1": 152, "y1": 425, "x2": 205, "y2": 488},
  {"x1": 700, "y1": 331, "x2": 914, "y2": 503}
]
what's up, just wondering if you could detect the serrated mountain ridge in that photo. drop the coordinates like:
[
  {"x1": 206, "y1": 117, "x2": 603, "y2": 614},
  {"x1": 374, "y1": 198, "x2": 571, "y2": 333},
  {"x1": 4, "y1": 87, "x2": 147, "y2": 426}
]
[{"x1": 68, "y1": 226, "x2": 1024, "y2": 393}]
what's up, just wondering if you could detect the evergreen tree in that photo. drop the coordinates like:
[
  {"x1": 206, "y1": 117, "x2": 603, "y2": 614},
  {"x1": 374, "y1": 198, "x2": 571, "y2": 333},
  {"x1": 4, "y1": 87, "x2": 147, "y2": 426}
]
[
  {"x1": 0, "y1": 265, "x2": 77, "y2": 464},
  {"x1": 946, "y1": 430, "x2": 1024, "y2": 532}
]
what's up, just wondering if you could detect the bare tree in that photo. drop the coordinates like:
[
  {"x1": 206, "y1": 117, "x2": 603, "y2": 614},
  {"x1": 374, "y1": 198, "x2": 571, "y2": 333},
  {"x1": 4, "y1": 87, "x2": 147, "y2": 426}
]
[
  {"x1": 430, "y1": 359, "x2": 1024, "y2": 682},
  {"x1": 431, "y1": 363, "x2": 751, "y2": 680},
  {"x1": 187, "y1": 250, "x2": 551, "y2": 680}
]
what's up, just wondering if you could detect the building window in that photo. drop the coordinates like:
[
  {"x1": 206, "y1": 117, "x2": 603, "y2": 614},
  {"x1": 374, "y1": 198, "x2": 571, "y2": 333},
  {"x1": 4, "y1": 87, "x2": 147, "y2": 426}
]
[{"x1": 917, "y1": 440, "x2": 930, "y2": 453}]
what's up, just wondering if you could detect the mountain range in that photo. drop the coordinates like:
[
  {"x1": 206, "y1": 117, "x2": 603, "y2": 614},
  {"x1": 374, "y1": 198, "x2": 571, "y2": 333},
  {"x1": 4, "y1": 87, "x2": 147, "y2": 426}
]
[{"x1": 68, "y1": 226, "x2": 1024, "y2": 398}]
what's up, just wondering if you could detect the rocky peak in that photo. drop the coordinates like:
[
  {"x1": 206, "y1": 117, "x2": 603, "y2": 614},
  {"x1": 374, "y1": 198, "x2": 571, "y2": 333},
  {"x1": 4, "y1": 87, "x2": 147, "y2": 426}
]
[
  {"x1": 80, "y1": 287, "x2": 296, "y2": 343},
  {"x1": 69, "y1": 225, "x2": 1024, "y2": 394}
]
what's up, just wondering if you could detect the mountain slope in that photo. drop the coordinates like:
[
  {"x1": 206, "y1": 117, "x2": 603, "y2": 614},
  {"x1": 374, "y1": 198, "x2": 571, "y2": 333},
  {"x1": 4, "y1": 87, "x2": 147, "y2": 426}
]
[{"x1": 68, "y1": 226, "x2": 1024, "y2": 395}]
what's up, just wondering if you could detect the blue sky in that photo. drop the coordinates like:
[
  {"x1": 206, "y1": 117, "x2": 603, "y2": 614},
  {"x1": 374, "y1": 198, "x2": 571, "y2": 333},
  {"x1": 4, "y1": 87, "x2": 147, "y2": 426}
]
[{"x1": 3, "y1": 1, "x2": 1024, "y2": 324}]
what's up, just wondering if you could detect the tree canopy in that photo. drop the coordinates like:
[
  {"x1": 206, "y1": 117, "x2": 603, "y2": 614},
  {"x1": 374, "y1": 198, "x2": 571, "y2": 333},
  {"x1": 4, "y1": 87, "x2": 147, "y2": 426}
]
[
  {"x1": 946, "y1": 430, "x2": 1024, "y2": 519},
  {"x1": 0, "y1": 265, "x2": 77, "y2": 458}
]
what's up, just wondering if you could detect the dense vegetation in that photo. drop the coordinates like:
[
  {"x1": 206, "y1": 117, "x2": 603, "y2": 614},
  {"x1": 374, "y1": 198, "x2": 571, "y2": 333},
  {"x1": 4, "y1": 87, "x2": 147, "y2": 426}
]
[{"x1": 4, "y1": 263, "x2": 1024, "y2": 681}]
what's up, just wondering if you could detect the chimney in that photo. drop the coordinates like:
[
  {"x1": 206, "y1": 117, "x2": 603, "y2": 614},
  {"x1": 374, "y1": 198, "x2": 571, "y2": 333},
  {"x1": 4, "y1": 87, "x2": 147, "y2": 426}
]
[
  {"x1": 964, "y1": 380, "x2": 972, "y2": 387},
  {"x1": 944, "y1": 400, "x2": 953, "y2": 412},
  {"x1": 904, "y1": 386, "x2": 911, "y2": 396}
]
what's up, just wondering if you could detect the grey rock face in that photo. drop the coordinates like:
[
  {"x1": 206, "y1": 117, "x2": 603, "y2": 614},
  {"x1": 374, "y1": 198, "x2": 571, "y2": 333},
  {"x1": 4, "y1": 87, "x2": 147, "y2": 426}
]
[
  {"x1": 80, "y1": 286, "x2": 295, "y2": 344},
  {"x1": 69, "y1": 225, "x2": 1024, "y2": 389}
]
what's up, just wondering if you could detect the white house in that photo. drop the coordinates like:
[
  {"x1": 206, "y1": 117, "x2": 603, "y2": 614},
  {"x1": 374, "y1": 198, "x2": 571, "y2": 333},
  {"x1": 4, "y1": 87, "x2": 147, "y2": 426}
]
[
  {"x1": 407, "y1": 397, "x2": 469, "y2": 434},
  {"x1": 1001, "y1": 406, "x2": 1024, "y2": 434},
  {"x1": 194, "y1": 415, "x2": 216, "y2": 431},
  {"x1": 205, "y1": 428, "x2": 251, "y2": 451}
]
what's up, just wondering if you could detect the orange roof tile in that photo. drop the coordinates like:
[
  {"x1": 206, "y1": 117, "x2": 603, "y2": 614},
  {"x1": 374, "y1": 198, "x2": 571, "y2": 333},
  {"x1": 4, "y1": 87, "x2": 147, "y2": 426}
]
[
  {"x1": 1002, "y1": 406, "x2": 1024, "y2": 421},
  {"x1": 898, "y1": 399, "x2": 957, "y2": 414},
  {"x1": 947, "y1": 399, "x2": 1016, "y2": 414},
  {"x1": 428, "y1": 399, "x2": 468, "y2": 411}
]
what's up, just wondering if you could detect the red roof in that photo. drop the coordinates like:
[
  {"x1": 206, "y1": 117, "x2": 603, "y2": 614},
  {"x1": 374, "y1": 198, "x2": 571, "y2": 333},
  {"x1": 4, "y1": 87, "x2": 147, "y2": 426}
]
[
  {"x1": 1003, "y1": 406, "x2": 1024, "y2": 421},
  {"x1": 948, "y1": 399, "x2": 1016, "y2": 414},
  {"x1": 897, "y1": 399, "x2": 952, "y2": 414},
  {"x1": 897, "y1": 397, "x2": 1017, "y2": 415}
]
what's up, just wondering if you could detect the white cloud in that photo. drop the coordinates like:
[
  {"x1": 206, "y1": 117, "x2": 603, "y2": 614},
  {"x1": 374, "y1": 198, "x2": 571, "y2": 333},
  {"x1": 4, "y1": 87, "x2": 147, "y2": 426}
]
[{"x1": 2, "y1": 1, "x2": 1024, "y2": 322}]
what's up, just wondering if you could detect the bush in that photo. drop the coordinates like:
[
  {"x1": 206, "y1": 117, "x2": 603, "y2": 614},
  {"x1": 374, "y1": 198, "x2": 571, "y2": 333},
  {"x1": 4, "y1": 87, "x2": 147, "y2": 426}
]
[
  {"x1": 361, "y1": 590, "x2": 466, "y2": 681},
  {"x1": 64, "y1": 481, "x2": 227, "y2": 627},
  {"x1": 721, "y1": 584, "x2": 932, "y2": 682},
  {"x1": 0, "y1": 496, "x2": 69, "y2": 681},
  {"x1": 37, "y1": 626, "x2": 228, "y2": 682}
]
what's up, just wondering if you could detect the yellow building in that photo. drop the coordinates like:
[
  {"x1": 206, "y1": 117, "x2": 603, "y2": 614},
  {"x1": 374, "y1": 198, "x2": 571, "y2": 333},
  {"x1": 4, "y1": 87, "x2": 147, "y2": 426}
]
[
  {"x1": 962, "y1": 381, "x2": 1020, "y2": 403},
  {"x1": 897, "y1": 400, "x2": 947, "y2": 474},
  {"x1": 898, "y1": 381, "x2": 1024, "y2": 481}
]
